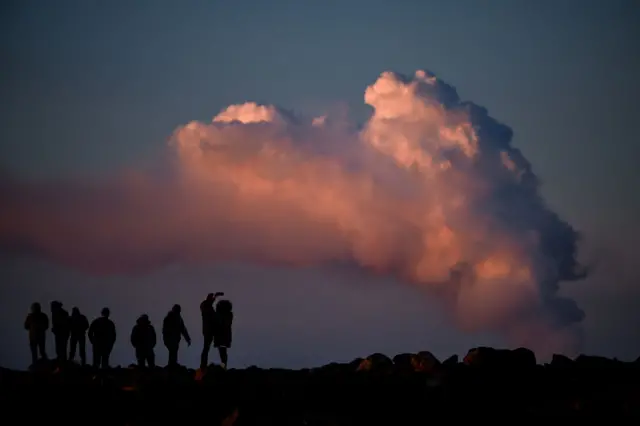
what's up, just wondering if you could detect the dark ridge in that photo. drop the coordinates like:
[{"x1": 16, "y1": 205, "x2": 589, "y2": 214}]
[{"x1": 1, "y1": 347, "x2": 639, "y2": 424}]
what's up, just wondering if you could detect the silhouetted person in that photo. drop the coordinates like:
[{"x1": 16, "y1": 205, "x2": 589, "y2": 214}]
[
  {"x1": 214, "y1": 299, "x2": 233, "y2": 369},
  {"x1": 131, "y1": 314, "x2": 156, "y2": 368},
  {"x1": 24, "y1": 302, "x2": 49, "y2": 366},
  {"x1": 69, "y1": 307, "x2": 89, "y2": 365},
  {"x1": 162, "y1": 304, "x2": 191, "y2": 367},
  {"x1": 88, "y1": 308, "x2": 116, "y2": 369},
  {"x1": 200, "y1": 292, "x2": 223, "y2": 369},
  {"x1": 51, "y1": 301, "x2": 70, "y2": 363}
]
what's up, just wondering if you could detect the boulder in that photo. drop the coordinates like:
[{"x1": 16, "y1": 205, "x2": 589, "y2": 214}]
[
  {"x1": 314, "y1": 362, "x2": 352, "y2": 376},
  {"x1": 574, "y1": 355, "x2": 618, "y2": 368},
  {"x1": 510, "y1": 347, "x2": 537, "y2": 367},
  {"x1": 392, "y1": 353, "x2": 415, "y2": 373},
  {"x1": 414, "y1": 351, "x2": 441, "y2": 373},
  {"x1": 392, "y1": 351, "x2": 442, "y2": 373},
  {"x1": 550, "y1": 354, "x2": 573, "y2": 367},
  {"x1": 29, "y1": 358, "x2": 55, "y2": 373},
  {"x1": 221, "y1": 408, "x2": 239, "y2": 426},
  {"x1": 463, "y1": 347, "x2": 501, "y2": 367},
  {"x1": 348, "y1": 357, "x2": 364, "y2": 371},
  {"x1": 464, "y1": 347, "x2": 536, "y2": 369},
  {"x1": 442, "y1": 355, "x2": 459, "y2": 367},
  {"x1": 356, "y1": 353, "x2": 393, "y2": 372}
]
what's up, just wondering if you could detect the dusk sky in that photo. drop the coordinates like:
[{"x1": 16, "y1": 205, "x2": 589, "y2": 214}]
[{"x1": 1, "y1": 0, "x2": 639, "y2": 371}]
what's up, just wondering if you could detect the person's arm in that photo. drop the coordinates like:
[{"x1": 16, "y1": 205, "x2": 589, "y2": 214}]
[
  {"x1": 24, "y1": 314, "x2": 31, "y2": 330},
  {"x1": 161, "y1": 316, "x2": 167, "y2": 334},
  {"x1": 181, "y1": 319, "x2": 191, "y2": 345},
  {"x1": 110, "y1": 322, "x2": 117, "y2": 346},
  {"x1": 88, "y1": 321, "x2": 94, "y2": 343},
  {"x1": 151, "y1": 327, "x2": 157, "y2": 348},
  {"x1": 43, "y1": 314, "x2": 49, "y2": 331}
]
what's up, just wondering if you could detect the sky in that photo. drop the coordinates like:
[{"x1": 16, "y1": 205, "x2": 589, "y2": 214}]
[{"x1": 1, "y1": 0, "x2": 639, "y2": 370}]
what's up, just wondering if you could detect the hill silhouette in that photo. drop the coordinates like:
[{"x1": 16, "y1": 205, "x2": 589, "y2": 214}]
[{"x1": 1, "y1": 347, "x2": 639, "y2": 424}]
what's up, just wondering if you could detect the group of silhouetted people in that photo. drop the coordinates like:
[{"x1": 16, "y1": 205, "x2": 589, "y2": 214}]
[{"x1": 24, "y1": 292, "x2": 233, "y2": 370}]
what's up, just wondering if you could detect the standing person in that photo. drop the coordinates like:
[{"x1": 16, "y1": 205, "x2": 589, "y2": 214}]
[
  {"x1": 130, "y1": 314, "x2": 156, "y2": 368},
  {"x1": 214, "y1": 299, "x2": 234, "y2": 370},
  {"x1": 200, "y1": 292, "x2": 223, "y2": 369},
  {"x1": 88, "y1": 307, "x2": 116, "y2": 369},
  {"x1": 69, "y1": 307, "x2": 89, "y2": 365},
  {"x1": 24, "y1": 302, "x2": 49, "y2": 366},
  {"x1": 50, "y1": 301, "x2": 70, "y2": 364},
  {"x1": 162, "y1": 304, "x2": 191, "y2": 368}
]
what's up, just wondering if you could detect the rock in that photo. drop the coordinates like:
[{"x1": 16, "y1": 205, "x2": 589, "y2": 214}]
[
  {"x1": 392, "y1": 353, "x2": 415, "y2": 373},
  {"x1": 442, "y1": 355, "x2": 459, "y2": 367},
  {"x1": 194, "y1": 368, "x2": 206, "y2": 381},
  {"x1": 356, "y1": 358, "x2": 372, "y2": 372},
  {"x1": 463, "y1": 347, "x2": 498, "y2": 367},
  {"x1": 574, "y1": 355, "x2": 618, "y2": 368},
  {"x1": 348, "y1": 357, "x2": 364, "y2": 371},
  {"x1": 29, "y1": 358, "x2": 55, "y2": 373},
  {"x1": 414, "y1": 351, "x2": 441, "y2": 373},
  {"x1": 221, "y1": 408, "x2": 239, "y2": 426},
  {"x1": 3, "y1": 347, "x2": 640, "y2": 421},
  {"x1": 392, "y1": 351, "x2": 442, "y2": 373},
  {"x1": 510, "y1": 347, "x2": 537, "y2": 367},
  {"x1": 464, "y1": 347, "x2": 535, "y2": 369},
  {"x1": 314, "y1": 362, "x2": 351, "y2": 376},
  {"x1": 357, "y1": 353, "x2": 393, "y2": 372},
  {"x1": 550, "y1": 354, "x2": 573, "y2": 367}
]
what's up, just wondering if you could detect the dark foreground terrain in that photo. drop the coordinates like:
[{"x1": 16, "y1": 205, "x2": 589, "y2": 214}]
[{"x1": 1, "y1": 347, "x2": 639, "y2": 424}]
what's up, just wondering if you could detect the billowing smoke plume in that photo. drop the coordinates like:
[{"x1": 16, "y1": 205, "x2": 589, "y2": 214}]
[{"x1": 0, "y1": 70, "x2": 587, "y2": 356}]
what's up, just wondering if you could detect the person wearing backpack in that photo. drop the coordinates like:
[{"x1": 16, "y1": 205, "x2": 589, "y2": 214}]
[{"x1": 213, "y1": 299, "x2": 233, "y2": 370}]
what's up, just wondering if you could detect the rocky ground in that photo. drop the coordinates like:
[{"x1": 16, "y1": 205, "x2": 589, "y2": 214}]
[{"x1": 1, "y1": 347, "x2": 639, "y2": 425}]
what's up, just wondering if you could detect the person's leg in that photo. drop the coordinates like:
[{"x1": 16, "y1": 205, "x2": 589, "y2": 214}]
[
  {"x1": 101, "y1": 352, "x2": 109, "y2": 369},
  {"x1": 168, "y1": 344, "x2": 178, "y2": 367},
  {"x1": 79, "y1": 336, "x2": 86, "y2": 366},
  {"x1": 200, "y1": 334, "x2": 213, "y2": 369},
  {"x1": 55, "y1": 333, "x2": 68, "y2": 362},
  {"x1": 103, "y1": 345, "x2": 112, "y2": 369},
  {"x1": 39, "y1": 334, "x2": 47, "y2": 359},
  {"x1": 62, "y1": 334, "x2": 69, "y2": 362},
  {"x1": 92, "y1": 345, "x2": 100, "y2": 368},
  {"x1": 29, "y1": 337, "x2": 38, "y2": 365},
  {"x1": 69, "y1": 336, "x2": 77, "y2": 361},
  {"x1": 54, "y1": 334, "x2": 62, "y2": 361},
  {"x1": 218, "y1": 347, "x2": 228, "y2": 368},
  {"x1": 136, "y1": 348, "x2": 144, "y2": 367}
]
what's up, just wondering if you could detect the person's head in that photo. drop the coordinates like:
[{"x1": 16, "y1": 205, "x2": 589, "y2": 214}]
[
  {"x1": 206, "y1": 293, "x2": 214, "y2": 302},
  {"x1": 171, "y1": 304, "x2": 181, "y2": 314},
  {"x1": 137, "y1": 314, "x2": 149, "y2": 325},
  {"x1": 101, "y1": 307, "x2": 110, "y2": 318},
  {"x1": 31, "y1": 302, "x2": 41, "y2": 313},
  {"x1": 51, "y1": 300, "x2": 62, "y2": 310},
  {"x1": 72, "y1": 307, "x2": 80, "y2": 316}
]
